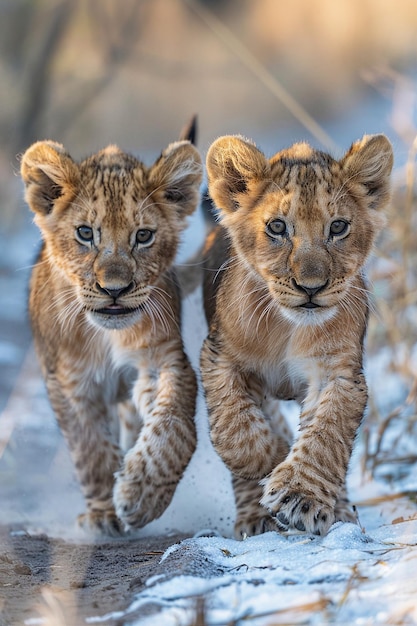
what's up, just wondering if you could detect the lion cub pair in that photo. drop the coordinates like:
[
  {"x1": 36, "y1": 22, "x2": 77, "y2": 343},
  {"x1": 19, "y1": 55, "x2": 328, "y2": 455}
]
[{"x1": 21, "y1": 122, "x2": 393, "y2": 537}]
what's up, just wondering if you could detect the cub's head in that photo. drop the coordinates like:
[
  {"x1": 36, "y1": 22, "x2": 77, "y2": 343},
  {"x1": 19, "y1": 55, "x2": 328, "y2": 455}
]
[
  {"x1": 206, "y1": 134, "x2": 393, "y2": 324},
  {"x1": 21, "y1": 139, "x2": 202, "y2": 329}
]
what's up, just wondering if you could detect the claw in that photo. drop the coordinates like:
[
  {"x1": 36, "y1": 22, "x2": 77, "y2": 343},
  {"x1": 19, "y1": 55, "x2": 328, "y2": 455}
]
[
  {"x1": 294, "y1": 519, "x2": 306, "y2": 532},
  {"x1": 275, "y1": 512, "x2": 290, "y2": 530}
]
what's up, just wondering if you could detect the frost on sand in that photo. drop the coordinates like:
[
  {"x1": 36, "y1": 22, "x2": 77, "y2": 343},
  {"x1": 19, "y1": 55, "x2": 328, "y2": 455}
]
[{"x1": 88, "y1": 520, "x2": 417, "y2": 625}]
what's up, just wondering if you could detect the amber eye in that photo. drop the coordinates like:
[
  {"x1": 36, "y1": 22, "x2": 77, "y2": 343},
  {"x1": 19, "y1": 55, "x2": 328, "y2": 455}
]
[
  {"x1": 76, "y1": 225, "x2": 94, "y2": 242},
  {"x1": 136, "y1": 229, "x2": 155, "y2": 246},
  {"x1": 266, "y1": 219, "x2": 287, "y2": 237},
  {"x1": 329, "y1": 219, "x2": 349, "y2": 237}
]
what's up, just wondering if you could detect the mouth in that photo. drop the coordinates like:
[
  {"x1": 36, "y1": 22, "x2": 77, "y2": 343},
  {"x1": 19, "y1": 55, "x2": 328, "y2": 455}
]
[
  {"x1": 95, "y1": 304, "x2": 142, "y2": 316},
  {"x1": 299, "y1": 302, "x2": 321, "y2": 310}
]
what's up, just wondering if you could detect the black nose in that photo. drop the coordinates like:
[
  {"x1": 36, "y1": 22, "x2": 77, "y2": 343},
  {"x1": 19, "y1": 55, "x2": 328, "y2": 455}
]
[
  {"x1": 96, "y1": 282, "x2": 134, "y2": 299},
  {"x1": 292, "y1": 279, "x2": 327, "y2": 297}
]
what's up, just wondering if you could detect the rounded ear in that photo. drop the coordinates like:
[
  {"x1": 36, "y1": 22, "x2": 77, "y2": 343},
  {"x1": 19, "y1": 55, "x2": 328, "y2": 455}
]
[
  {"x1": 20, "y1": 141, "x2": 79, "y2": 215},
  {"x1": 149, "y1": 140, "x2": 203, "y2": 217},
  {"x1": 341, "y1": 134, "x2": 393, "y2": 209},
  {"x1": 206, "y1": 135, "x2": 269, "y2": 213}
]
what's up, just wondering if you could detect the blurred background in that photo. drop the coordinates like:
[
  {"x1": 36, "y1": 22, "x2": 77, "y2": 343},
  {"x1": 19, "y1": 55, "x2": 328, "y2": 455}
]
[
  {"x1": 0, "y1": 0, "x2": 417, "y2": 530},
  {"x1": 2, "y1": 0, "x2": 417, "y2": 217}
]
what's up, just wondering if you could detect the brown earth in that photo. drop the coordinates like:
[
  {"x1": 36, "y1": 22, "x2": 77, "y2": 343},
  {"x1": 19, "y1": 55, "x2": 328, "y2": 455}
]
[{"x1": 0, "y1": 525, "x2": 187, "y2": 626}]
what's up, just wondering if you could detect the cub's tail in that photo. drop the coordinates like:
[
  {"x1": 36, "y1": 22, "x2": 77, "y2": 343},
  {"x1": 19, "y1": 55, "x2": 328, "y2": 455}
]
[
  {"x1": 179, "y1": 114, "x2": 198, "y2": 145},
  {"x1": 175, "y1": 115, "x2": 218, "y2": 296}
]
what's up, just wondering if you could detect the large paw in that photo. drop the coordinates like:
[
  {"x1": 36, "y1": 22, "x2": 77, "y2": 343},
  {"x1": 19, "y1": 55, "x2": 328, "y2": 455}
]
[
  {"x1": 235, "y1": 508, "x2": 278, "y2": 539},
  {"x1": 77, "y1": 508, "x2": 125, "y2": 537},
  {"x1": 261, "y1": 467, "x2": 336, "y2": 536},
  {"x1": 113, "y1": 466, "x2": 176, "y2": 529}
]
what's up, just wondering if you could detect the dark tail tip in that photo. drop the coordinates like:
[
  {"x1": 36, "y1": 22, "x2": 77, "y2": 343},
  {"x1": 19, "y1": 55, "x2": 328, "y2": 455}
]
[{"x1": 180, "y1": 115, "x2": 198, "y2": 145}]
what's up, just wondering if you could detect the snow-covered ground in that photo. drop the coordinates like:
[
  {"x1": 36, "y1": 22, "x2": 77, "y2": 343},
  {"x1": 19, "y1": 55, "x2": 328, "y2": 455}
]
[{"x1": 92, "y1": 521, "x2": 417, "y2": 625}]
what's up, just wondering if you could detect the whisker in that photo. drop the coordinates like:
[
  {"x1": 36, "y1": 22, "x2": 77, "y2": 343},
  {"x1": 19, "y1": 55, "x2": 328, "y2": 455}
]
[
  {"x1": 83, "y1": 319, "x2": 106, "y2": 354},
  {"x1": 244, "y1": 291, "x2": 274, "y2": 340},
  {"x1": 211, "y1": 254, "x2": 240, "y2": 284},
  {"x1": 142, "y1": 286, "x2": 178, "y2": 337},
  {"x1": 137, "y1": 183, "x2": 167, "y2": 216},
  {"x1": 55, "y1": 298, "x2": 84, "y2": 334},
  {"x1": 16, "y1": 257, "x2": 50, "y2": 272},
  {"x1": 255, "y1": 297, "x2": 278, "y2": 338}
]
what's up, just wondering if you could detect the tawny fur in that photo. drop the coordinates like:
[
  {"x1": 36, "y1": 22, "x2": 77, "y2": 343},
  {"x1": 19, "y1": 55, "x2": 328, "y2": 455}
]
[
  {"x1": 21, "y1": 134, "x2": 202, "y2": 535},
  {"x1": 201, "y1": 134, "x2": 393, "y2": 537}
]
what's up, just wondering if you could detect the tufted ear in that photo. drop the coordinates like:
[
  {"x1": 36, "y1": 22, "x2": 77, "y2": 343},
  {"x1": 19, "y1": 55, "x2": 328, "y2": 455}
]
[
  {"x1": 341, "y1": 134, "x2": 393, "y2": 209},
  {"x1": 20, "y1": 141, "x2": 80, "y2": 216},
  {"x1": 206, "y1": 135, "x2": 270, "y2": 213},
  {"x1": 149, "y1": 140, "x2": 203, "y2": 217}
]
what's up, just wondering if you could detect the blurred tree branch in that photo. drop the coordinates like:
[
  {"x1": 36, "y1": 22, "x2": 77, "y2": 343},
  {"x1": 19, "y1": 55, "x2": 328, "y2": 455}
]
[
  {"x1": 9, "y1": 0, "x2": 148, "y2": 152},
  {"x1": 89, "y1": 0, "x2": 143, "y2": 65},
  {"x1": 54, "y1": 0, "x2": 147, "y2": 138},
  {"x1": 13, "y1": 0, "x2": 74, "y2": 153}
]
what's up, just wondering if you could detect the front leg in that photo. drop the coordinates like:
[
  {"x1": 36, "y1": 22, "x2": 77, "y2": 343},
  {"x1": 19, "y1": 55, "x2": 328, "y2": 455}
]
[
  {"x1": 114, "y1": 342, "x2": 197, "y2": 529},
  {"x1": 46, "y1": 375, "x2": 123, "y2": 536},
  {"x1": 261, "y1": 373, "x2": 367, "y2": 535},
  {"x1": 201, "y1": 336, "x2": 289, "y2": 480}
]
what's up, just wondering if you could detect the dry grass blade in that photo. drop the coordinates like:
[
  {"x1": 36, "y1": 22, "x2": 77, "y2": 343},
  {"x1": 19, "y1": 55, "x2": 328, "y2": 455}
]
[
  {"x1": 249, "y1": 597, "x2": 332, "y2": 624},
  {"x1": 368, "y1": 380, "x2": 417, "y2": 470},
  {"x1": 189, "y1": 597, "x2": 209, "y2": 626},
  {"x1": 186, "y1": 595, "x2": 332, "y2": 625},
  {"x1": 184, "y1": 0, "x2": 337, "y2": 152},
  {"x1": 338, "y1": 564, "x2": 368, "y2": 608},
  {"x1": 363, "y1": 116, "x2": 417, "y2": 477},
  {"x1": 354, "y1": 491, "x2": 416, "y2": 507}
]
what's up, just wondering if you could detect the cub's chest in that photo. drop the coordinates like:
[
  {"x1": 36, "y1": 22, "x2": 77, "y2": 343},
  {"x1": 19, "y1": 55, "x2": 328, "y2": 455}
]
[
  {"x1": 258, "y1": 354, "x2": 313, "y2": 402},
  {"x1": 230, "y1": 326, "x2": 331, "y2": 403},
  {"x1": 66, "y1": 331, "x2": 137, "y2": 398}
]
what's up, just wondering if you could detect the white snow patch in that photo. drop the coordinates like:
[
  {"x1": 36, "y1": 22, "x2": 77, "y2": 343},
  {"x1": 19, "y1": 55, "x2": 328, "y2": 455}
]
[{"x1": 89, "y1": 521, "x2": 417, "y2": 625}]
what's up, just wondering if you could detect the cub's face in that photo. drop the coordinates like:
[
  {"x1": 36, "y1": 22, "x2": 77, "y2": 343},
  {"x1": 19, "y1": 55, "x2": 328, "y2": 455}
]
[
  {"x1": 207, "y1": 136, "x2": 393, "y2": 324},
  {"x1": 21, "y1": 141, "x2": 202, "y2": 329}
]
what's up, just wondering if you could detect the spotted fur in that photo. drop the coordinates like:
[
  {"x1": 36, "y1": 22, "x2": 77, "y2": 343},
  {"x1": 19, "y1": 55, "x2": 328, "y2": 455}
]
[
  {"x1": 21, "y1": 134, "x2": 202, "y2": 535},
  {"x1": 201, "y1": 134, "x2": 393, "y2": 537}
]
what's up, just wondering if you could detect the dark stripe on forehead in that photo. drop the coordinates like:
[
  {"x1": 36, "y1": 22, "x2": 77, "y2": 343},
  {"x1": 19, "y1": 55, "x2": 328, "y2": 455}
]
[
  {"x1": 80, "y1": 152, "x2": 145, "y2": 199},
  {"x1": 277, "y1": 149, "x2": 335, "y2": 168},
  {"x1": 272, "y1": 150, "x2": 339, "y2": 193},
  {"x1": 270, "y1": 147, "x2": 335, "y2": 176},
  {"x1": 82, "y1": 148, "x2": 140, "y2": 170}
]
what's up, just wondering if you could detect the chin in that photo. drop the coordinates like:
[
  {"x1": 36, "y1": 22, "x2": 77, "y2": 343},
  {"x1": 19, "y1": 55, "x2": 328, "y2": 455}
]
[
  {"x1": 280, "y1": 305, "x2": 337, "y2": 327},
  {"x1": 87, "y1": 308, "x2": 143, "y2": 330}
]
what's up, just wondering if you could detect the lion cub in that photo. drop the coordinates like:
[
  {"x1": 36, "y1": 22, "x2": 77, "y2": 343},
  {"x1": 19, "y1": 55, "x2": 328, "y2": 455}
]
[
  {"x1": 21, "y1": 131, "x2": 202, "y2": 535},
  {"x1": 201, "y1": 134, "x2": 393, "y2": 537}
]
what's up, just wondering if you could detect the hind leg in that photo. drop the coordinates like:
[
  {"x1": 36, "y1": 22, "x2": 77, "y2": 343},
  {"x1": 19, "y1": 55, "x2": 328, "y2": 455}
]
[
  {"x1": 233, "y1": 475, "x2": 277, "y2": 538},
  {"x1": 233, "y1": 397, "x2": 293, "y2": 538},
  {"x1": 334, "y1": 481, "x2": 357, "y2": 524},
  {"x1": 118, "y1": 400, "x2": 143, "y2": 453},
  {"x1": 261, "y1": 395, "x2": 294, "y2": 447}
]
